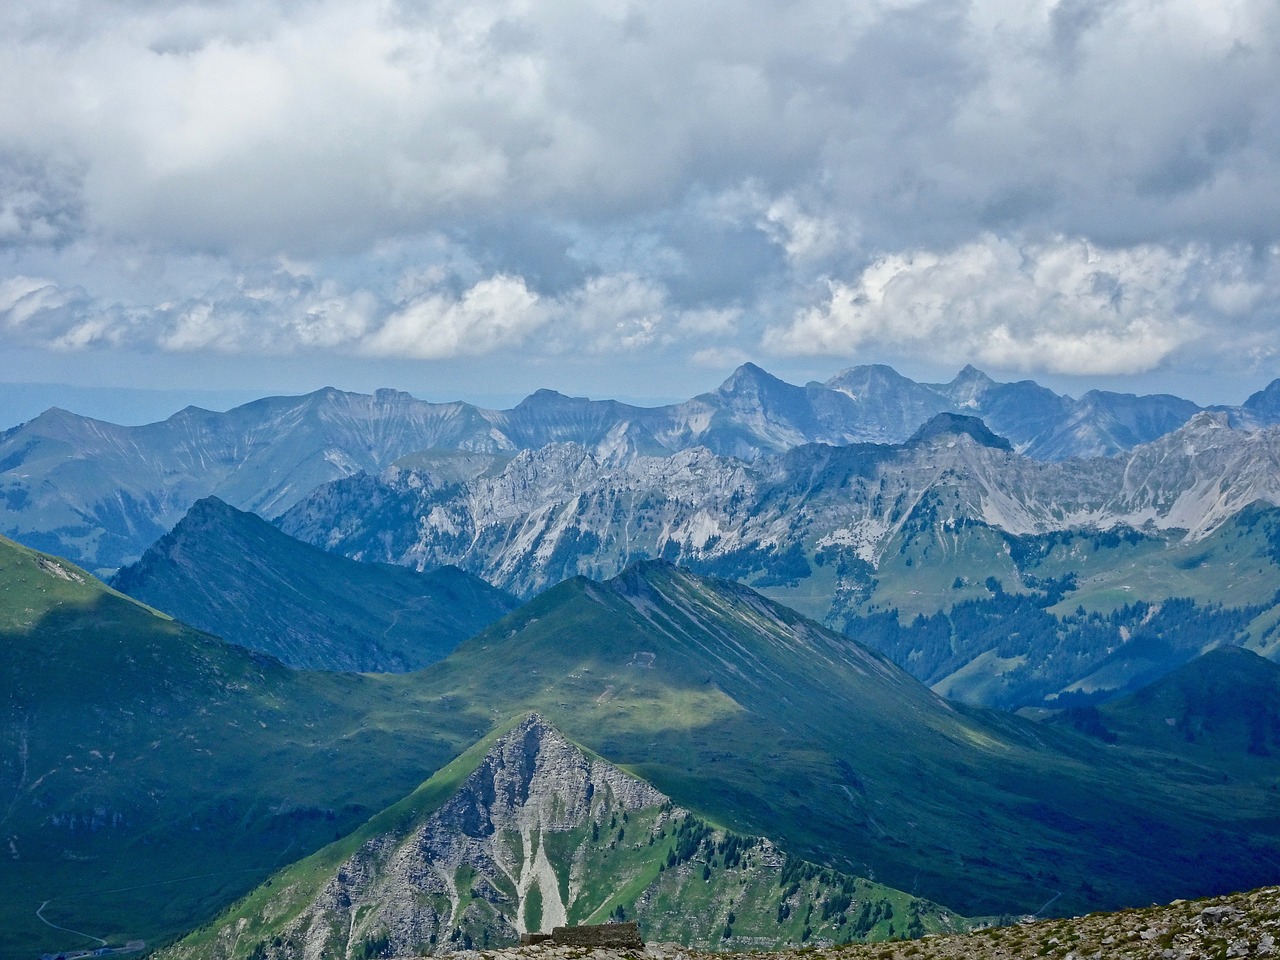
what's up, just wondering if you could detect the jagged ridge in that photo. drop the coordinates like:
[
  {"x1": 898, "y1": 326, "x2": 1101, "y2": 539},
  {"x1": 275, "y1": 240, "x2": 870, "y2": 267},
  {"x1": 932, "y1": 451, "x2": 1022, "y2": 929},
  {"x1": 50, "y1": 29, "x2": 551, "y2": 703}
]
[
  {"x1": 1, "y1": 362, "x2": 1261, "y2": 570},
  {"x1": 279, "y1": 412, "x2": 1280, "y2": 600}
]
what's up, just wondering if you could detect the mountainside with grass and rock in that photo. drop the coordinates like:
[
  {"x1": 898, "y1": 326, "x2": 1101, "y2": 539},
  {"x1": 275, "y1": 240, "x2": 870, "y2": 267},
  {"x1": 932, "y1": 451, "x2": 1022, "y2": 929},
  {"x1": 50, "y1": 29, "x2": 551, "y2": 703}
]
[{"x1": 162, "y1": 715, "x2": 962, "y2": 960}]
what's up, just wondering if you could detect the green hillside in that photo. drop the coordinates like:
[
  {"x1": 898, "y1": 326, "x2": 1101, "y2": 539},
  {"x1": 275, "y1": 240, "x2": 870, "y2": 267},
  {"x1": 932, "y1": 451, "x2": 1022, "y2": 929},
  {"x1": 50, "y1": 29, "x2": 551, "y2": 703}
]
[
  {"x1": 5, "y1": 542, "x2": 1279, "y2": 960},
  {"x1": 0, "y1": 535, "x2": 475, "y2": 960},
  {"x1": 1087, "y1": 645, "x2": 1280, "y2": 765},
  {"x1": 111, "y1": 496, "x2": 518, "y2": 672},
  {"x1": 760, "y1": 501, "x2": 1280, "y2": 708},
  {"x1": 395, "y1": 562, "x2": 1280, "y2": 919}
]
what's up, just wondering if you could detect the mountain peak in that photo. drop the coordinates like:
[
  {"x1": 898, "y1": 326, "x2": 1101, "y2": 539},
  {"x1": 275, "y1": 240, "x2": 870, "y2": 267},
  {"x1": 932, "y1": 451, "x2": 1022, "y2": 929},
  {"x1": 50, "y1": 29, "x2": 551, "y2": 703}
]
[
  {"x1": 512, "y1": 388, "x2": 580, "y2": 410},
  {"x1": 952, "y1": 364, "x2": 994, "y2": 385},
  {"x1": 1103, "y1": 644, "x2": 1280, "y2": 757},
  {"x1": 607, "y1": 557, "x2": 680, "y2": 595},
  {"x1": 1179, "y1": 410, "x2": 1233, "y2": 433},
  {"x1": 940, "y1": 365, "x2": 997, "y2": 409},
  {"x1": 716, "y1": 361, "x2": 788, "y2": 396},
  {"x1": 110, "y1": 495, "x2": 517, "y2": 672},
  {"x1": 824, "y1": 363, "x2": 919, "y2": 396},
  {"x1": 907, "y1": 412, "x2": 1012, "y2": 451},
  {"x1": 1242, "y1": 378, "x2": 1280, "y2": 420}
]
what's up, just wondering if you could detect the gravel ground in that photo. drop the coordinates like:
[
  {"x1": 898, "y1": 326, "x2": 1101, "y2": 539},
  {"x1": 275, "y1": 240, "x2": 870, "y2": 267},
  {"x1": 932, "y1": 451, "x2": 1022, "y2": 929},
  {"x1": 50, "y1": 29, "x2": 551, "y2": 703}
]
[{"x1": 437, "y1": 885, "x2": 1280, "y2": 960}]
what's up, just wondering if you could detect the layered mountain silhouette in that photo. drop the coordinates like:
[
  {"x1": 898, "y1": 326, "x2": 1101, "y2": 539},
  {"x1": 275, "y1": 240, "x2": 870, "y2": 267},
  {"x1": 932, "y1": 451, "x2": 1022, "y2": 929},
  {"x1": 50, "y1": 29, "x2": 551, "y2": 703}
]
[
  {"x1": 271, "y1": 412, "x2": 1280, "y2": 705},
  {"x1": 280, "y1": 411, "x2": 1280, "y2": 599},
  {"x1": 3, "y1": 362, "x2": 1269, "y2": 571},
  {"x1": 8, "y1": 546, "x2": 1280, "y2": 957}
]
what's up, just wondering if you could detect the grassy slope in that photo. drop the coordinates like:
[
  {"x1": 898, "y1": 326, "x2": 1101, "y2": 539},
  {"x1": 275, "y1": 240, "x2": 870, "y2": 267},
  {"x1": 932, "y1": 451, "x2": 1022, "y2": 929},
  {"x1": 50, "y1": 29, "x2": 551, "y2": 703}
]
[
  {"x1": 1095, "y1": 645, "x2": 1280, "y2": 770},
  {"x1": 763, "y1": 502, "x2": 1280, "y2": 624},
  {"x1": 758, "y1": 503, "x2": 1280, "y2": 707},
  {"x1": 6, "y1": 543, "x2": 1280, "y2": 959},
  {"x1": 384, "y1": 564, "x2": 1280, "y2": 919},
  {"x1": 0, "y1": 535, "x2": 480, "y2": 960},
  {"x1": 110, "y1": 496, "x2": 518, "y2": 672}
]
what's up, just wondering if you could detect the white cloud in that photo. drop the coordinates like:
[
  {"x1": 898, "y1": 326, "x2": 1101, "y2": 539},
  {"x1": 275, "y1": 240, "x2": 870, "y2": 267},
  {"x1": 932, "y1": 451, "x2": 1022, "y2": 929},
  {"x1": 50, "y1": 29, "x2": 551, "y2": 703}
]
[
  {"x1": 363, "y1": 271, "x2": 740, "y2": 358},
  {"x1": 762, "y1": 235, "x2": 1280, "y2": 376},
  {"x1": 2, "y1": 0, "x2": 1275, "y2": 260},
  {"x1": 0, "y1": 276, "x2": 65, "y2": 323},
  {"x1": 362, "y1": 275, "x2": 545, "y2": 359},
  {"x1": 0, "y1": 258, "x2": 746, "y2": 361},
  {"x1": 0, "y1": 0, "x2": 1278, "y2": 394}
]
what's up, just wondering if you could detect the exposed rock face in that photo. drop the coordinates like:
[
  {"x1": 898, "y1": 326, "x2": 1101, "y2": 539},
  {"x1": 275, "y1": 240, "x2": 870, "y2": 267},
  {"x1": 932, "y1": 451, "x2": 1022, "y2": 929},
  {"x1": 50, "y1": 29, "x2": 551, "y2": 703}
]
[
  {"x1": 238, "y1": 715, "x2": 674, "y2": 959},
  {"x1": 0, "y1": 363, "x2": 1246, "y2": 570},
  {"x1": 165, "y1": 711, "x2": 961, "y2": 960},
  {"x1": 280, "y1": 412, "x2": 1280, "y2": 599}
]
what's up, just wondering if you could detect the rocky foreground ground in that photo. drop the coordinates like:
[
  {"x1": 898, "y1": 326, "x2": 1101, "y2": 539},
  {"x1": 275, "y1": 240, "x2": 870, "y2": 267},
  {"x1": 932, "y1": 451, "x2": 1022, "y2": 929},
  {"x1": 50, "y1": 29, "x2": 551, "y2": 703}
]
[{"x1": 441, "y1": 885, "x2": 1279, "y2": 960}]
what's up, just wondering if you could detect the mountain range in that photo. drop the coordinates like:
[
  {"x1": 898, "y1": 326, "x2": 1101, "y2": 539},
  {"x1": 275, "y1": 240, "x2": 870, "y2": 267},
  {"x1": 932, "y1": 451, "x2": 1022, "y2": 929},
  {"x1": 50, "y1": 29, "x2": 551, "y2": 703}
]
[
  {"x1": 15, "y1": 356, "x2": 1280, "y2": 709},
  {"x1": 272, "y1": 411, "x2": 1280, "y2": 706},
  {"x1": 10, "y1": 360, "x2": 1280, "y2": 960},
  {"x1": 8, "y1": 536, "x2": 1280, "y2": 959},
  {"x1": 5, "y1": 362, "x2": 1280, "y2": 572}
]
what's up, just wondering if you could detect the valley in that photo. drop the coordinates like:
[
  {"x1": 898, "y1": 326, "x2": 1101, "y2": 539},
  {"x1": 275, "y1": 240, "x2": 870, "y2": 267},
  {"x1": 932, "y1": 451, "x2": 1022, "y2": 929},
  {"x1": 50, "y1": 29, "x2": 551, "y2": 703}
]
[{"x1": 5, "y1": 536, "x2": 1280, "y2": 959}]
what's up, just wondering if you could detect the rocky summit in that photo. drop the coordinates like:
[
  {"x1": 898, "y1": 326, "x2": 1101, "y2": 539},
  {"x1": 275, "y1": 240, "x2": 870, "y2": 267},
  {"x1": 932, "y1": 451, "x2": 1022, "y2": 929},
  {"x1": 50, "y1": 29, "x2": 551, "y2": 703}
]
[
  {"x1": 436, "y1": 885, "x2": 1280, "y2": 960},
  {"x1": 160, "y1": 714, "x2": 958, "y2": 960}
]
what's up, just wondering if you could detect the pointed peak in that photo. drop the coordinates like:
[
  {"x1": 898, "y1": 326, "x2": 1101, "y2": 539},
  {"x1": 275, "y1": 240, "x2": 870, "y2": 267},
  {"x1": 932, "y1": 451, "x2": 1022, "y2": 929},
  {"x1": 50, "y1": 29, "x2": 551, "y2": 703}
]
[
  {"x1": 178, "y1": 496, "x2": 271, "y2": 529},
  {"x1": 824, "y1": 363, "x2": 914, "y2": 391},
  {"x1": 606, "y1": 558, "x2": 681, "y2": 596},
  {"x1": 185, "y1": 494, "x2": 235, "y2": 517},
  {"x1": 511, "y1": 710, "x2": 554, "y2": 735},
  {"x1": 27, "y1": 405, "x2": 100, "y2": 427},
  {"x1": 512, "y1": 388, "x2": 580, "y2": 411},
  {"x1": 130, "y1": 496, "x2": 264, "y2": 559},
  {"x1": 907, "y1": 413, "x2": 1013, "y2": 451},
  {"x1": 716, "y1": 362, "x2": 788, "y2": 395},
  {"x1": 952, "y1": 364, "x2": 994, "y2": 385}
]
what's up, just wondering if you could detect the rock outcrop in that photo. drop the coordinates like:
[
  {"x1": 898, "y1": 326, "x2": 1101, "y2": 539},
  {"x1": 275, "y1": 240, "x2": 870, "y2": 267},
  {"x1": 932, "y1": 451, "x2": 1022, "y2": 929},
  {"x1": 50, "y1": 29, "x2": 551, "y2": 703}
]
[
  {"x1": 160, "y1": 714, "x2": 960, "y2": 960},
  {"x1": 434, "y1": 884, "x2": 1280, "y2": 960}
]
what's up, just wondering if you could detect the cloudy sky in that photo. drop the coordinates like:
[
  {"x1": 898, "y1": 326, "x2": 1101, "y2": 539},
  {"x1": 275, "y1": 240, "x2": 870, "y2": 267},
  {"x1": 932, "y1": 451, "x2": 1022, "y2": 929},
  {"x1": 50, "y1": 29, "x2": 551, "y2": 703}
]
[{"x1": 1, "y1": 0, "x2": 1278, "y2": 418}]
